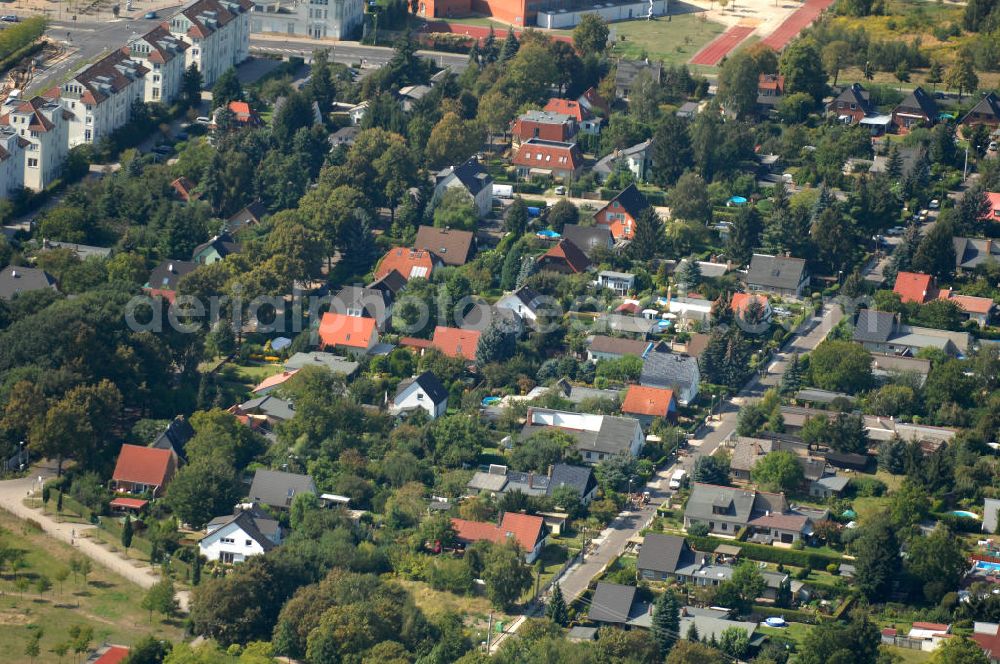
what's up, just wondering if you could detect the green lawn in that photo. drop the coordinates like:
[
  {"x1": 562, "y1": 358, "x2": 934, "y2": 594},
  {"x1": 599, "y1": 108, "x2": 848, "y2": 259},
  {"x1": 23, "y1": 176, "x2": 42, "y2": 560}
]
[
  {"x1": 609, "y1": 14, "x2": 726, "y2": 67},
  {"x1": 0, "y1": 510, "x2": 185, "y2": 663},
  {"x1": 758, "y1": 621, "x2": 812, "y2": 647}
]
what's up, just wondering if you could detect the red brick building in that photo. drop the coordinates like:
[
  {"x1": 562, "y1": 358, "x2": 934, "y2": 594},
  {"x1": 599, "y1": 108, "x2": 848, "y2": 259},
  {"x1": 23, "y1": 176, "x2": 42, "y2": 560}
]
[
  {"x1": 418, "y1": 0, "x2": 538, "y2": 25},
  {"x1": 594, "y1": 184, "x2": 651, "y2": 241},
  {"x1": 511, "y1": 110, "x2": 577, "y2": 148}
]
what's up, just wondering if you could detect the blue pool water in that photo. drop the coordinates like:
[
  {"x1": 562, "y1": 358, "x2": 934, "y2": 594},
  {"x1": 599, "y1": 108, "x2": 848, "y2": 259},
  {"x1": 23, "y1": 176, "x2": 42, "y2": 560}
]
[
  {"x1": 536, "y1": 230, "x2": 561, "y2": 238},
  {"x1": 976, "y1": 561, "x2": 1000, "y2": 572},
  {"x1": 952, "y1": 510, "x2": 980, "y2": 519}
]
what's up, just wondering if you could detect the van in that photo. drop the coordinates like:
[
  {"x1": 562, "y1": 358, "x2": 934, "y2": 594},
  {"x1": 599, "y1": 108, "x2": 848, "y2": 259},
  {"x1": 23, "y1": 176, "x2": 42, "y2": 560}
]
[{"x1": 668, "y1": 469, "x2": 687, "y2": 491}]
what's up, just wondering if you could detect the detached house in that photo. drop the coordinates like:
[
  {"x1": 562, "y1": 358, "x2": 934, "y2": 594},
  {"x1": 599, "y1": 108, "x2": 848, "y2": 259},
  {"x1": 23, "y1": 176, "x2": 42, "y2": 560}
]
[
  {"x1": 511, "y1": 138, "x2": 583, "y2": 180},
  {"x1": 892, "y1": 87, "x2": 938, "y2": 133},
  {"x1": 640, "y1": 346, "x2": 700, "y2": 406},
  {"x1": 593, "y1": 139, "x2": 653, "y2": 182},
  {"x1": 827, "y1": 83, "x2": 875, "y2": 124},
  {"x1": 332, "y1": 284, "x2": 394, "y2": 330},
  {"x1": 746, "y1": 253, "x2": 810, "y2": 298},
  {"x1": 0, "y1": 266, "x2": 57, "y2": 300},
  {"x1": 391, "y1": 371, "x2": 449, "y2": 419},
  {"x1": 587, "y1": 335, "x2": 652, "y2": 362},
  {"x1": 622, "y1": 385, "x2": 677, "y2": 427},
  {"x1": 192, "y1": 233, "x2": 240, "y2": 264},
  {"x1": 521, "y1": 407, "x2": 645, "y2": 463},
  {"x1": 955, "y1": 236, "x2": 1000, "y2": 272},
  {"x1": 144, "y1": 260, "x2": 198, "y2": 302},
  {"x1": 961, "y1": 91, "x2": 1000, "y2": 130},
  {"x1": 318, "y1": 312, "x2": 379, "y2": 355},
  {"x1": 637, "y1": 533, "x2": 709, "y2": 581},
  {"x1": 615, "y1": 59, "x2": 662, "y2": 100},
  {"x1": 125, "y1": 26, "x2": 189, "y2": 104},
  {"x1": 594, "y1": 184, "x2": 652, "y2": 241},
  {"x1": 756, "y1": 74, "x2": 785, "y2": 115},
  {"x1": 111, "y1": 444, "x2": 177, "y2": 497},
  {"x1": 430, "y1": 325, "x2": 481, "y2": 361},
  {"x1": 562, "y1": 224, "x2": 612, "y2": 257},
  {"x1": 414, "y1": 225, "x2": 476, "y2": 267},
  {"x1": 451, "y1": 512, "x2": 548, "y2": 562},
  {"x1": 537, "y1": 239, "x2": 591, "y2": 274},
  {"x1": 893, "y1": 271, "x2": 935, "y2": 304},
  {"x1": 511, "y1": 110, "x2": 577, "y2": 148},
  {"x1": 168, "y1": 0, "x2": 252, "y2": 87},
  {"x1": 544, "y1": 98, "x2": 601, "y2": 134},
  {"x1": 200, "y1": 503, "x2": 280, "y2": 563},
  {"x1": 0, "y1": 95, "x2": 71, "y2": 191},
  {"x1": 466, "y1": 463, "x2": 598, "y2": 505},
  {"x1": 248, "y1": 469, "x2": 316, "y2": 510},
  {"x1": 684, "y1": 483, "x2": 816, "y2": 543},
  {"x1": 938, "y1": 289, "x2": 995, "y2": 327},
  {"x1": 853, "y1": 309, "x2": 971, "y2": 357},
  {"x1": 373, "y1": 247, "x2": 438, "y2": 282},
  {"x1": 495, "y1": 286, "x2": 548, "y2": 328},
  {"x1": 148, "y1": 415, "x2": 195, "y2": 462},
  {"x1": 433, "y1": 159, "x2": 493, "y2": 218}
]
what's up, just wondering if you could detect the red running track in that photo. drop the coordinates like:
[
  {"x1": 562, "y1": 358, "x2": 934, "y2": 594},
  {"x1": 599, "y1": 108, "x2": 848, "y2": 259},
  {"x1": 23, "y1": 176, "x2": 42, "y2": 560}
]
[
  {"x1": 760, "y1": 0, "x2": 837, "y2": 50},
  {"x1": 689, "y1": 25, "x2": 755, "y2": 66}
]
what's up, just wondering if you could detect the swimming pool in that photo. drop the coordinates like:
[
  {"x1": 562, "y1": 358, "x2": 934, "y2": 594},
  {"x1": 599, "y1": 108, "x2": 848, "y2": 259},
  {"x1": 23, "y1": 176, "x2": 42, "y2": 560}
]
[
  {"x1": 976, "y1": 561, "x2": 1000, "y2": 573},
  {"x1": 952, "y1": 510, "x2": 980, "y2": 519}
]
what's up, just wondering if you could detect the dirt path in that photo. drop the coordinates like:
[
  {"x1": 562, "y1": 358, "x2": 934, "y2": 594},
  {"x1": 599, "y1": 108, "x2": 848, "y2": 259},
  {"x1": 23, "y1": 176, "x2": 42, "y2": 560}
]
[{"x1": 0, "y1": 463, "x2": 190, "y2": 611}]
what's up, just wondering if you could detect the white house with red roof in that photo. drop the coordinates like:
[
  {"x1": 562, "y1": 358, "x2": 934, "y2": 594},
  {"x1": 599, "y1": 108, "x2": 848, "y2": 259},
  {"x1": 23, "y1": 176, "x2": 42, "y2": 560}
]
[
  {"x1": 938, "y1": 288, "x2": 995, "y2": 327},
  {"x1": 0, "y1": 95, "x2": 70, "y2": 191},
  {"x1": 125, "y1": 26, "x2": 190, "y2": 104},
  {"x1": 168, "y1": 0, "x2": 252, "y2": 86},
  {"x1": 451, "y1": 512, "x2": 548, "y2": 562},
  {"x1": 511, "y1": 138, "x2": 583, "y2": 180},
  {"x1": 544, "y1": 98, "x2": 601, "y2": 134},
  {"x1": 318, "y1": 312, "x2": 379, "y2": 355}
]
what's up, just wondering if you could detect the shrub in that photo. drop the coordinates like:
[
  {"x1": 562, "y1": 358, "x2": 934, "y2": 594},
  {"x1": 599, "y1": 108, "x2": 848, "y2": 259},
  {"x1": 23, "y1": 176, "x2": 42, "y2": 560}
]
[
  {"x1": 687, "y1": 522, "x2": 710, "y2": 537},
  {"x1": 827, "y1": 563, "x2": 839, "y2": 575}
]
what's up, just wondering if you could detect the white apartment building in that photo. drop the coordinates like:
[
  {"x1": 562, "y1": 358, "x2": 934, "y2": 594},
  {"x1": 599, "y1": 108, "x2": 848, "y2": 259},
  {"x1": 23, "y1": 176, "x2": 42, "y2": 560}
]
[
  {"x1": 47, "y1": 50, "x2": 148, "y2": 147},
  {"x1": 0, "y1": 96, "x2": 70, "y2": 191},
  {"x1": 169, "y1": 0, "x2": 252, "y2": 87},
  {"x1": 250, "y1": 0, "x2": 364, "y2": 40},
  {"x1": 0, "y1": 125, "x2": 26, "y2": 197},
  {"x1": 125, "y1": 26, "x2": 190, "y2": 105}
]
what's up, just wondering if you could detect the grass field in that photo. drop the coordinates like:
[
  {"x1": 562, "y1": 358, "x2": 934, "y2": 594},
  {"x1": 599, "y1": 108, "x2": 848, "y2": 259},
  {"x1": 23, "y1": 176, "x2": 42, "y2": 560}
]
[
  {"x1": 0, "y1": 510, "x2": 184, "y2": 663},
  {"x1": 609, "y1": 14, "x2": 727, "y2": 66}
]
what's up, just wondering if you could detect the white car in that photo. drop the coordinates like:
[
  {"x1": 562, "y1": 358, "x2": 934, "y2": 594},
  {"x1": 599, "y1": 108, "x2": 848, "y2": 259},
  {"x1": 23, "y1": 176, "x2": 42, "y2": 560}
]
[
  {"x1": 887, "y1": 226, "x2": 905, "y2": 236},
  {"x1": 195, "y1": 116, "x2": 211, "y2": 125},
  {"x1": 554, "y1": 186, "x2": 566, "y2": 195},
  {"x1": 929, "y1": 199, "x2": 940, "y2": 209}
]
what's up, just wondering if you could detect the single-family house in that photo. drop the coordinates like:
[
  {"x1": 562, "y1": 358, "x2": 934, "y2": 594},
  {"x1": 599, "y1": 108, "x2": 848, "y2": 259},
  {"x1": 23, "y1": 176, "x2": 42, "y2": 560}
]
[
  {"x1": 544, "y1": 97, "x2": 601, "y2": 134},
  {"x1": 938, "y1": 288, "x2": 995, "y2": 327},
  {"x1": 640, "y1": 347, "x2": 700, "y2": 406},
  {"x1": 586, "y1": 335, "x2": 652, "y2": 362},
  {"x1": 684, "y1": 483, "x2": 814, "y2": 542},
  {"x1": 229, "y1": 395, "x2": 295, "y2": 431},
  {"x1": 414, "y1": 225, "x2": 476, "y2": 267},
  {"x1": 247, "y1": 469, "x2": 317, "y2": 510},
  {"x1": 374, "y1": 247, "x2": 438, "y2": 282},
  {"x1": 214, "y1": 100, "x2": 261, "y2": 127},
  {"x1": 495, "y1": 286, "x2": 548, "y2": 329},
  {"x1": 328, "y1": 125, "x2": 360, "y2": 149},
  {"x1": 511, "y1": 138, "x2": 583, "y2": 180},
  {"x1": 588, "y1": 582, "x2": 642, "y2": 626},
  {"x1": 746, "y1": 253, "x2": 810, "y2": 298},
  {"x1": 961, "y1": 92, "x2": 1000, "y2": 130},
  {"x1": 511, "y1": 110, "x2": 577, "y2": 148},
  {"x1": 595, "y1": 313, "x2": 660, "y2": 339},
  {"x1": 594, "y1": 184, "x2": 652, "y2": 241},
  {"x1": 871, "y1": 352, "x2": 931, "y2": 386},
  {"x1": 251, "y1": 369, "x2": 298, "y2": 395},
  {"x1": 284, "y1": 351, "x2": 360, "y2": 377},
  {"x1": 433, "y1": 159, "x2": 493, "y2": 218},
  {"x1": 955, "y1": 236, "x2": 1000, "y2": 272},
  {"x1": 756, "y1": 73, "x2": 785, "y2": 115},
  {"x1": 318, "y1": 312, "x2": 379, "y2": 355},
  {"x1": 147, "y1": 415, "x2": 195, "y2": 462},
  {"x1": 973, "y1": 622, "x2": 1000, "y2": 663},
  {"x1": 668, "y1": 296, "x2": 714, "y2": 325},
  {"x1": 827, "y1": 83, "x2": 875, "y2": 124},
  {"x1": 430, "y1": 325, "x2": 481, "y2": 361},
  {"x1": 451, "y1": 512, "x2": 547, "y2": 563},
  {"x1": 853, "y1": 309, "x2": 971, "y2": 357},
  {"x1": 392, "y1": 371, "x2": 448, "y2": 419},
  {"x1": 201, "y1": 504, "x2": 280, "y2": 563},
  {"x1": 171, "y1": 176, "x2": 199, "y2": 202},
  {"x1": 536, "y1": 239, "x2": 591, "y2": 274},
  {"x1": 593, "y1": 139, "x2": 654, "y2": 182},
  {"x1": 882, "y1": 623, "x2": 951, "y2": 652},
  {"x1": 111, "y1": 444, "x2": 177, "y2": 497},
  {"x1": 730, "y1": 292, "x2": 772, "y2": 328},
  {"x1": 0, "y1": 265, "x2": 57, "y2": 300},
  {"x1": 985, "y1": 192, "x2": 1000, "y2": 223},
  {"x1": 578, "y1": 86, "x2": 610, "y2": 117},
  {"x1": 144, "y1": 260, "x2": 197, "y2": 302},
  {"x1": 892, "y1": 87, "x2": 938, "y2": 133},
  {"x1": 893, "y1": 271, "x2": 935, "y2": 304},
  {"x1": 192, "y1": 233, "x2": 240, "y2": 264},
  {"x1": 397, "y1": 84, "x2": 431, "y2": 111},
  {"x1": 522, "y1": 407, "x2": 645, "y2": 463},
  {"x1": 562, "y1": 224, "x2": 613, "y2": 257},
  {"x1": 636, "y1": 533, "x2": 708, "y2": 581},
  {"x1": 622, "y1": 385, "x2": 677, "y2": 427},
  {"x1": 810, "y1": 474, "x2": 851, "y2": 499},
  {"x1": 331, "y1": 284, "x2": 394, "y2": 330},
  {"x1": 226, "y1": 201, "x2": 267, "y2": 233},
  {"x1": 615, "y1": 59, "x2": 662, "y2": 101},
  {"x1": 466, "y1": 462, "x2": 598, "y2": 505},
  {"x1": 596, "y1": 270, "x2": 636, "y2": 296}
]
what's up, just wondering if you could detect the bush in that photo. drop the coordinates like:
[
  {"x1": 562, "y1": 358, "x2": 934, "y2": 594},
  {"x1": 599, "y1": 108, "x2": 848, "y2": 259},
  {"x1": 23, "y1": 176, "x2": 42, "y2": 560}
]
[
  {"x1": 827, "y1": 563, "x2": 839, "y2": 575},
  {"x1": 687, "y1": 522, "x2": 710, "y2": 537},
  {"x1": 938, "y1": 513, "x2": 981, "y2": 534},
  {"x1": 752, "y1": 605, "x2": 821, "y2": 624},
  {"x1": 686, "y1": 535, "x2": 843, "y2": 568},
  {"x1": 426, "y1": 556, "x2": 474, "y2": 594},
  {"x1": 848, "y1": 476, "x2": 887, "y2": 497},
  {"x1": 795, "y1": 566, "x2": 811, "y2": 580}
]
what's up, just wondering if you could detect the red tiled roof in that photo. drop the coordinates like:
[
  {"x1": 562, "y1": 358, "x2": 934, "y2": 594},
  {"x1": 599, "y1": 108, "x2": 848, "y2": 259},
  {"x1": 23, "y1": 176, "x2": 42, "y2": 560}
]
[
  {"x1": 62, "y1": 49, "x2": 148, "y2": 106},
  {"x1": 973, "y1": 627, "x2": 1000, "y2": 661},
  {"x1": 177, "y1": 0, "x2": 249, "y2": 39},
  {"x1": 112, "y1": 445, "x2": 173, "y2": 487},
  {"x1": 431, "y1": 326, "x2": 480, "y2": 361},
  {"x1": 540, "y1": 239, "x2": 591, "y2": 273},
  {"x1": 228, "y1": 101, "x2": 256, "y2": 122},
  {"x1": 758, "y1": 74, "x2": 785, "y2": 92},
  {"x1": 252, "y1": 369, "x2": 298, "y2": 393},
  {"x1": 730, "y1": 292, "x2": 768, "y2": 314},
  {"x1": 110, "y1": 497, "x2": 148, "y2": 509},
  {"x1": 93, "y1": 646, "x2": 130, "y2": 664},
  {"x1": 451, "y1": 512, "x2": 545, "y2": 552},
  {"x1": 319, "y1": 313, "x2": 377, "y2": 350},
  {"x1": 985, "y1": 192, "x2": 1000, "y2": 221},
  {"x1": 6, "y1": 97, "x2": 55, "y2": 132},
  {"x1": 938, "y1": 290, "x2": 994, "y2": 314},
  {"x1": 544, "y1": 98, "x2": 586, "y2": 122},
  {"x1": 911, "y1": 622, "x2": 950, "y2": 632},
  {"x1": 374, "y1": 247, "x2": 436, "y2": 281},
  {"x1": 893, "y1": 271, "x2": 935, "y2": 304},
  {"x1": 622, "y1": 385, "x2": 676, "y2": 418},
  {"x1": 511, "y1": 139, "x2": 583, "y2": 173},
  {"x1": 400, "y1": 337, "x2": 434, "y2": 350}
]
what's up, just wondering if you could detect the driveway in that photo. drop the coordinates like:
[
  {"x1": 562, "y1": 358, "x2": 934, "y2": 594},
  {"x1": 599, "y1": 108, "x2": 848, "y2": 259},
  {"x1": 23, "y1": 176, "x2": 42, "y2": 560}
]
[{"x1": 0, "y1": 462, "x2": 189, "y2": 610}]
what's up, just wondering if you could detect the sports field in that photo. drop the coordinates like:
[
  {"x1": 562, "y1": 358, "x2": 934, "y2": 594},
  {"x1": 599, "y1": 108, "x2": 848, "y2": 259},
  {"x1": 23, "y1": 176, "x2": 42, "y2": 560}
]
[{"x1": 609, "y1": 13, "x2": 727, "y2": 66}]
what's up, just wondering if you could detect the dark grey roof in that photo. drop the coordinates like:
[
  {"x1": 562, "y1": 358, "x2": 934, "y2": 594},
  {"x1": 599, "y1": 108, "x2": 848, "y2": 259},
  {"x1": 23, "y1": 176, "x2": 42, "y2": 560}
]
[
  {"x1": 562, "y1": 224, "x2": 612, "y2": 257},
  {"x1": 853, "y1": 309, "x2": 896, "y2": 343},
  {"x1": 747, "y1": 253, "x2": 807, "y2": 290},
  {"x1": 954, "y1": 236, "x2": 1000, "y2": 270},
  {"x1": 0, "y1": 265, "x2": 57, "y2": 300},
  {"x1": 510, "y1": 286, "x2": 543, "y2": 313},
  {"x1": 439, "y1": 158, "x2": 493, "y2": 197},
  {"x1": 369, "y1": 269, "x2": 407, "y2": 296},
  {"x1": 248, "y1": 469, "x2": 317, "y2": 509},
  {"x1": 829, "y1": 83, "x2": 874, "y2": 114},
  {"x1": 615, "y1": 59, "x2": 662, "y2": 88},
  {"x1": 284, "y1": 352, "x2": 359, "y2": 376},
  {"x1": 596, "y1": 313, "x2": 658, "y2": 337},
  {"x1": 588, "y1": 582, "x2": 637, "y2": 623},
  {"x1": 640, "y1": 349, "x2": 699, "y2": 392},
  {"x1": 238, "y1": 395, "x2": 296, "y2": 421},
  {"x1": 192, "y1": 233, "x2": 240, "y2": 262},
  {"x1": 962, "y1": 92, "x2": 1000, "y2": 124},
  {"x1": 604, "y1": 184, "x2": 651, "y2": 220},
  {"x1": 637, "y1": 533, "x2": 694, "y2": 574},
  {"x1": 547, "y1": 463, "x2": 596, "y2": 498},
  {"x1": 148, "y1": 416, "x2": 195, "y2": 460},
  {"x1": 397, "y1": 371, "x2": 449, "y2": 405},
  {"x1": 895, "y1": 86, "x2": 938, "y2": 119},
  {"x1": 146, "y1": 260, "x2": 198, "y2": 291},
  {"x1": 521, "y1": 409, "x2": 641, "y2": 456},
  {"x1": 226, "y1": 201, "x2": 267, "y2": 232},
  {"x1": 685, "y1": 483, "x2": 757, "y2": 525},
  {"x1": 332, "y1": 285, "x2": 392, "y2": 316},
  {"x1": 206, "y1": 509, "x2": 277, "y2": 551}
]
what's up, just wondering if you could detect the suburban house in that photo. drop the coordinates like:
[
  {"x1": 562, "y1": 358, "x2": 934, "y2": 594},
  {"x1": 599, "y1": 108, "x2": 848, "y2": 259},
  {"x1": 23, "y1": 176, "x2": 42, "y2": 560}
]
[
  {"x1": 168, "y1": 0, "x2": 252, "y2": 87},
  {"x1": 636, "y1": 534, "x2": 709, "y2": 581},
  {"x1": 247, "y1": 469, "x2": 317, "y2": 510},
  {"x1": 562, "y1": 224, "x2": 613, "y2": 257},
  {"x1": 329, "y1": 126, "x2": 360, "y2": 149},
  {"x1": 466, "y1": 463, "x2": 598, "y2": 505},
  {"x1": 614, "y1": 59, "x2": 662, "y2": 100},
  {"x1": 730, "y1": 292, "x2": 772, "y2": 326},
  {"x1": 810, "y1": 474, "x2": 851, "y2": 499},
  {"x1": 148, "y1": 415, "x2": 195, "y2": 462},
  {"x1": 494, "y1": 286, "x2": 548, "y2": 328},
  {"x1": 414, "y1": 225, "x2": 476, "y2": 267},
  {"x1": 746, "y1": 253, "x2": 810, "y2": 298},
  {"x1": 451, "y1": 512, "x2": 547, "y2": 563},
  {"x1": 284, "y1": 352, "x2": 359, "y2": 379},
  {"x1": 621, "y1": 385, "x2": 677, "y2": 427},
  {"x1": 871, "y1": 352, "x2": 931, "y2": 386},
  {"x1": 391, "y1": 371, "x2": 449, "y2": 419},
  {"x1": 892, "y1": 87, "x2": 938, "y2": 133},
  {"x1": 684, "y1": 483, "x2": 816, "y2": 543},
  {"x1": 596, "y1": 270, "x2": 636, "y2": 296},
  {"x1": 853, "y1": 309, "x2": 971, "y2": 357},
  {"x1": 373, "y1": 247, "x2": 438, "y2": 281},
  {"x1": 144, "y1": 260, "x2": 197, "y2": 301},
  {"x1": 0, "y1": 95, "x2": 71, "y2": 191},
  {"x1": 110, "y1": 444, "x2": 177, "y2": 497},
  {"x1": 594, "y1": 184, "x2": 651, "y2": 241},
  {"x1": 639, "y1": 346, "x2": 700, "y2": 406},
  {"x1": 46, "y1": 49, "x2": 148, "y2": 147},
  {"x1": 125, "y1": 26, "x2": 189, "y2": 105},
  {"x1": 318, "y1": 312, "x2": 379, "y2": 355},
  {"x1": 396, "y1": 84, "x2": 430, "y2": 111},
  {"x1": 171, "y1": 176, "x2": 199, "y2": 202},
  {"x1": 586, "y1": 335, "x2": 652, "y2": 362},
  {"x1": 544, "y1": 97, "x2": 601, "y2": 134},
  {"x1": 973, "y1": 622, "x2": 1000, "y2": 663},
  {"x1": 593, "y1": 139, "x2": 654, "y2": 182},
  {"x1": 200, "y1": 504, "x2": 281, "y2": 563},
  {"x1": 756, "y1": 73, "x2": 785, "y2": 114},
  {"x1": 429, "y1": 325, "x2": 481, "y2": 361},
  {"x1": 536, "y1": 239, "x2": 591, "y2": 274},
  {"x1": 511, "y1": 110, "x2": 577, "y2": 147},
  {"x1": 251, "y1": 370, "x2": 298, "y2": 395},
  {"x1": 893, "y1": 271, "x2": 935, "y2": 304},
  {"x1": 961, "y1": 91, "x2": 1000, "y2": 130},
  {"x1": 881, "y1": 623, "x2": 952, "y2": 653},
  {"x1": 577, "y1": 86, "x2": 610, "y2": 118},
  {"x1": 986, "y1": 191, "x2": 1000, "y2": 223},
  {"x1": 588, "y1": 582, "x2": 647, "y2": 627},
  {"x1": 522, "y1": 407, "x2": 645, "y2": 463},
  {"x1": 0, "y1": 266, "x2": 58, "y2": 300},
  {"x1": 729, "y1": 436, "x2": 834, "y2": 491},
  {"x1": 0, "y1": 125, "x2": 25, "y2": 198},
  {"x1": 667, "y1": 296, "x2": 714, "y2": 324},
  {"x1": 192, "y1": 233, "x2": 240, "y2": 264},
  {"x1": 937, "y1": 289, "x2": 995, "y2": 327},
  {"x1": 827, "y1": 83, "x2": 876, "y2": 124},
  {"x1": 955, "y1": 236, "x2": 1000, "y2": 272},
  {"x1": 226, "y1": 201, "x2": 267, "y2": 233},
  {"x1": 331, "y1": 284, "x2": 394, "y2": 330},
  {"x1": 229, "y1": 395, "x2": 295, "y2": 432},
  {"x1": 511, "y1": 138, "x2": 583, "y2": 180},
  {"x1": 433, "y1": 159, "x2": 493, "y2": 218},
  {"x1": 214, "y1": 100, "x2": 261, "y2": 127}
]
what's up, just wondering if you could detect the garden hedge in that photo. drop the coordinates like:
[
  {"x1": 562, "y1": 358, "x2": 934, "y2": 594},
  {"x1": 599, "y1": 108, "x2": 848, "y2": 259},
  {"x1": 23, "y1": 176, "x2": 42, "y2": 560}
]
[{"x1": 686, "y1": 535, "x2": 844, "y2": 569}]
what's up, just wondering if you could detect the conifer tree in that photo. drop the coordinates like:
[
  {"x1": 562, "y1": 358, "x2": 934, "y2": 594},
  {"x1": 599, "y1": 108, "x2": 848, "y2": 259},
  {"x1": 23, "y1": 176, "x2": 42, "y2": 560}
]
[
  {"x1": 652, "y1": 590, "x2": 681, "y2": 656},
  {"x1": 546, "y1": 584, "x2": 568, "y2": 626}
]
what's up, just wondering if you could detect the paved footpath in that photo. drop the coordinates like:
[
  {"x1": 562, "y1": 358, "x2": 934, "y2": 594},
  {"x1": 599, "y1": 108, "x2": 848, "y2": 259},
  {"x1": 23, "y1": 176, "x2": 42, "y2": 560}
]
[{"x1": 0, "y1": 462, "x2": 189, "y2": 610}]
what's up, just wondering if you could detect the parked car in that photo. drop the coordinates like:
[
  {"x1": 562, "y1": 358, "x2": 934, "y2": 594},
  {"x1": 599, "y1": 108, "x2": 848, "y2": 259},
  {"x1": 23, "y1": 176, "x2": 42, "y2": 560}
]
[
  {"x1": 887, "y1": 226, "x2": 905, "y2": 236},
  {"x1": 554, "y1": 186, "x2": 566, "y2": 195},
  {"x1": 929, "y1": 199, "x2": 940, "y2": 209},
  {"x1": 195, "y1": 116, "x2": 211, "y2": 125},
  {"x1": 1, "y1": 14, "x2": 19, "y2": 21},
  {"x1": 144, "y1": 10, "x2": 157, "y2": 18}
]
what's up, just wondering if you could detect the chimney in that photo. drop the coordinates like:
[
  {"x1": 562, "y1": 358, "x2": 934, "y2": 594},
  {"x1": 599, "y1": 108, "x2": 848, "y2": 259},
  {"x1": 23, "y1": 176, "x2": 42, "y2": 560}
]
[
  {"x1": 168, "y1": 263, "x2": 175, "y2": 272},
  {"x1": 986, "y1": 239, "x2": 993, "y2": 254},
  {"x1": 547, "y1": 464, "x2": 554, "y2": 478}
]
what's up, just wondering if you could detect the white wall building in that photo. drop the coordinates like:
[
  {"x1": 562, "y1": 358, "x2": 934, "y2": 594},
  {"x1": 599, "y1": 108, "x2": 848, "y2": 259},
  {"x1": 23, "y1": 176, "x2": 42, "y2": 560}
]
[
  {"x1": 0, "y1": 96, "x2": 70, "y2": 192},
  {"x1": 47, "y1": 50, "x2": 148, "y2": 147},
  {"x1": 391, "y1": 372, "x2": 448, "y2": 420},
  {"x1": 169, "y1": 0, "x2": 252, "y2": 87},
  {"x1": 126, "y1": 26, "x2": 190, "y2": 105},
  {"x1": 536, "y1": 0, "x2": 668, "y2": 29},
  {"x1": 250, "y1": 0, "x2": 364, "y2": 40},
  {"x1": 199, "y1": 509, "x2": 279, "y2": 563},
  {"x1": 0, "y1": 125, "x2": 26, "y2": 197}
]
